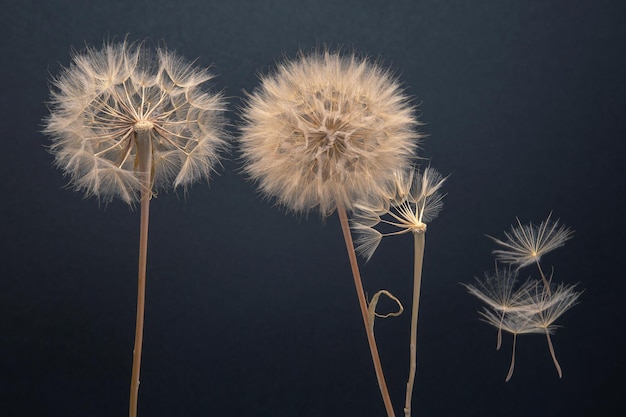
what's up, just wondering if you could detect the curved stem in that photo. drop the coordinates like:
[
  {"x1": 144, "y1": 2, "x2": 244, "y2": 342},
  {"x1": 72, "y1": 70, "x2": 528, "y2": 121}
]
[
  {"x1": 336, "y1": 200, "x2": 395, "y2": 417},
  {"x1": 404, "y1": 231, "x2": 425, "y2": 417},
  {"x1": 129, "y1": 130, "x2": 152, "y2": 417}
]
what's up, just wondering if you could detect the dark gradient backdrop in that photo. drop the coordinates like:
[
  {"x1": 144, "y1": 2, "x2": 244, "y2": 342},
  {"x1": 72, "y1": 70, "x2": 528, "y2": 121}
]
[{"x1": 1, "y1": 1, "x2": 624, "y2": 416}]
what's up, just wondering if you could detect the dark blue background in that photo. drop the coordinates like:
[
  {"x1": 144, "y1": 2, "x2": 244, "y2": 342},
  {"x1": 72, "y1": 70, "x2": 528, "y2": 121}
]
[{"x1": 1, "y1": 0, "x2": 624, "y2": 416}]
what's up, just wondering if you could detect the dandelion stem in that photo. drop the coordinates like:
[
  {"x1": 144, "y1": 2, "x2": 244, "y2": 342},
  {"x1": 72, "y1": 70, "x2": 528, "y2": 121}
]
[
  {"x1": 336, "y1": 200, "x2": 395, "y2": 417},
  {"x1": 545, "y1": 330, "x2": 563, "y2": 378},
  {"x1": 404, "y1": 231, "x2": 425, "y2": 417},
  {"x1": 506, "y1": 333, "x2": 517, "y2": 382},
  {"x1": 496, "y1": 311, "x2": 504, "y2": 350},
  {"x1": 129, "y1": 130, "x2": 152, "y2": 417},
  {"x1": 535, "y1": 260, "x2": 551, "y2": 295}
]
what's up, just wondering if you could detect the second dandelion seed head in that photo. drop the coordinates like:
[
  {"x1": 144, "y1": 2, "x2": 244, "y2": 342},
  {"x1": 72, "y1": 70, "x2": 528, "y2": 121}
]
[{"x1": 239, "y1": 49, "x2": 421, "y2": 216}]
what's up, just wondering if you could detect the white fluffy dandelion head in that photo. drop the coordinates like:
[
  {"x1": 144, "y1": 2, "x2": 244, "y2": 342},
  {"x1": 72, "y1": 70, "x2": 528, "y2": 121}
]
[
  {"x1": 44, "y1": 40, "x2": 228, "y2": 204},
  {"x1": 239, "y1": 49, "x2": 421, "y2": 216}
]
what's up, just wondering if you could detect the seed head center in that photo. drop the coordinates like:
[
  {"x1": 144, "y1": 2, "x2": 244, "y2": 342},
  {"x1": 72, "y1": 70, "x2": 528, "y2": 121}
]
[{"x1": 134, "y1": 120, "x2": 154, "y2": 132}]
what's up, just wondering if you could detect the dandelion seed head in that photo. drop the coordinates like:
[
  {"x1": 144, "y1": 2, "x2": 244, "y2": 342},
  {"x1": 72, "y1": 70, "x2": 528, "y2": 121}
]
[
  {"x1": 239, "y1": 49, "x2": 420, "y2": 216},
  {"x1": 44, "y1": 40, "x2": 228, "y2": 205},
  {"x1": 351, "y1": 167, "x2": 446, "y2": 260}
]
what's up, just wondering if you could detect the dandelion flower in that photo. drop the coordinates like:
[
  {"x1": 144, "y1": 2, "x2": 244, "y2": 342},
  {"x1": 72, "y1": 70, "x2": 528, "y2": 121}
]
[
  {"x1": 44, "y1": 39, "x2": 227, "y2": 204},
  {"x1": 43, "y1": 39, "x2": 228, "y2": 417},
  {"x1": 239, "y1": 49, "x2": 419, "y2": 216},
  {"x1": 239, "y1": 49, "x2": 422, "y2": 417}
]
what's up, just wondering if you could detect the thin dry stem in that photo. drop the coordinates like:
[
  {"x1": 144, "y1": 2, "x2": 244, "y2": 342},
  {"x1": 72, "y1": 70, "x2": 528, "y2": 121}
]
[
  {"x1": 535, "y1": 260, "x2": 552, "y2": 295},
  {"x1": 545, "y1": 330, "x2": 563, "y2": 378},
  {"x1": 129, "y1": 130, "x2": 152, "y2": 417},
  {"x1": 496, "y1": 311, "x2": 504, "y2": 350},
  {"x1": 404, "y1": 231, "x2": 425, "y2": 417},
  {"x1": 505, "y1": 334, "x2": 517, "y2": 382},
  {"x1": 336, "y1": 200, "x2": 395, "y2": 417}
]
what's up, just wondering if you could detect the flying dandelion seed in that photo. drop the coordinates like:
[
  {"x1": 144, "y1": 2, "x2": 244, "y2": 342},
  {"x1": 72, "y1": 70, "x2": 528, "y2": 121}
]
[
  {"x1": 479, "y1": 306, "x2": 545, "y2": 381},
  {"x1": 466, "y1": 215, "x2": 581, "y2": 382},
  {"x1": 525, "y1": 282, "x2": 582, "y2": 378},
  {"x1": 489, "y1": 213, "x2": 574, "y2": 270},
  {"x1": 462, "y1": 268, "x2": 538, "y2": 350}
]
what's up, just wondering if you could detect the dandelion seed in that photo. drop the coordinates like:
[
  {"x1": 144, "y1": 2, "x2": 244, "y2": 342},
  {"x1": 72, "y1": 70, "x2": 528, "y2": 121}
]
[
  {"x1": 469, "y1": 267, "x2": 581, "y2": 381},
  {"x1": 489, "y1": 213, "x2": 574, "y2": 270},
  {"x1": 480, "y1": 308, "x2": 545, "y2": 381},
  {"x1": 467, "y1": 214, "x2": 581, "y2": 382},
  {"x1": 462, "y1": 268, "x2": 538, "y2": 349},
  {"x1": 524, "y1": 282, "x2": 582, "y2": 378}
]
